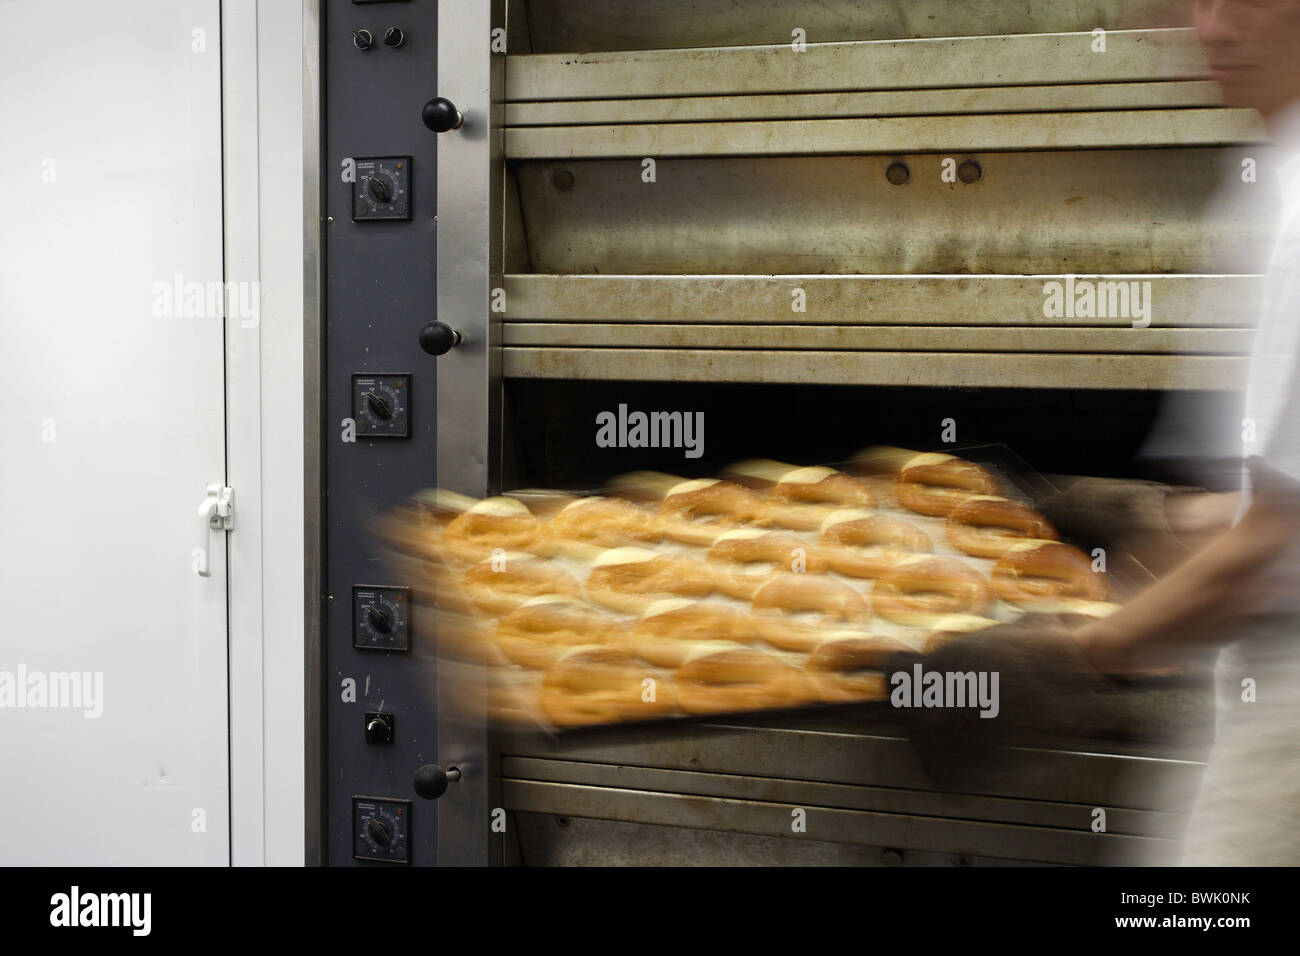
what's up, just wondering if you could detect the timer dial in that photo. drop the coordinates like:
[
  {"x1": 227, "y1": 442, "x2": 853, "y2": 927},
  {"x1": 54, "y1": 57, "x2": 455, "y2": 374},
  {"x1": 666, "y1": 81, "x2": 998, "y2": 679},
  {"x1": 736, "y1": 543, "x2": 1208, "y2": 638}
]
[
  {"x1": 353, "y1": 585, "x2": 411, "y2": 650},
  {"x1": 353, "y1": 797, "x2": 411, "y2": 863},
  {"x1": 351, "y1": 373, "x2": 411, "y2": 438},
  {"x1": 351, "y1": 156, "x2": 411, "y2": 221}
]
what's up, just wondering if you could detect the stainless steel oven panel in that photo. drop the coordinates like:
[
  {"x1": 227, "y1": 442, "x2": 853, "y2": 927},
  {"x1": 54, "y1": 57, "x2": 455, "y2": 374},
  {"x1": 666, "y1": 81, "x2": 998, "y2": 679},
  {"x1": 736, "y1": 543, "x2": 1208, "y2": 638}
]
[
  {"x1": 495, "y1": 724, "x2": 1203, "y2": 865},
  {"x1": 502, "y1": 758, "x2": 1189, "y2": 838},
  {"x1": 500, "y1": 273, "x2": 1259, "y2": 388},
  {"x1": 512, "y1": 151, "x2": 1268, "y2": 276},
  {"x1": 522, "y1": 0, "x2": 1177, "y2": 53},
  {"x1": 435, "y1": 0, "x2": 507, "y2": 867},
  {"x1": 508, "y1": 813, "x2": 1059, "y2": 866},
  {"x1": 502, "y1": 783, "x2": 1176, "y2": 865},
  {"x1": 499, "y1": 725, "x2": 1205, "y2": 810},
  {"x1": 507, "y1": 82, "x2": 1227, "y2": 127},
  {"x1": 508, "y1": 29, "x2": 1207, "y2": 100},
  {"x1": 509, "y1": 111, "x2": 1262, "y2": 158},
  {"x1": 503, "y1": 275, "x2": 1260, "y2": 327},
  {"x1": 499, "y1": 348, "x2": 1246, "y2": 389}
]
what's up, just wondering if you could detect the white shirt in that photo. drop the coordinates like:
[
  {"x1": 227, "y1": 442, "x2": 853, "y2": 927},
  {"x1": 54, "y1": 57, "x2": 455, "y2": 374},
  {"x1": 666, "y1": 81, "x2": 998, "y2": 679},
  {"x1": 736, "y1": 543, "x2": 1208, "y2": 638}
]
[
  {"x1": 1181, "y1": 100, "x2": 1300, "y2": 865},
  {"x1": 1238, "y1": 99, "x2": 1300, "y2": 613}
]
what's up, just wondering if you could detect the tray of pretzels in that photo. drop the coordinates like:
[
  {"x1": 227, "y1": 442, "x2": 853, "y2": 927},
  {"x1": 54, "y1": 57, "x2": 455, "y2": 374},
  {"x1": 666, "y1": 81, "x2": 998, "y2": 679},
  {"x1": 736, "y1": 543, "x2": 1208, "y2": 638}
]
[{"x1": 376, "y1": 445, "x2": 1123, "y2": 733}]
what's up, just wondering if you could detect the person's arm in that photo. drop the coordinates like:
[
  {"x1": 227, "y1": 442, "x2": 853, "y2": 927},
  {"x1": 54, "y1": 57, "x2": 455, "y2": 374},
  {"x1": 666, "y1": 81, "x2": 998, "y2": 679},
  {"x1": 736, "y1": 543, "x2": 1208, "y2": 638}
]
[{"x1": 1073, "y1": 464, "x2": 1300, "y2": 673}]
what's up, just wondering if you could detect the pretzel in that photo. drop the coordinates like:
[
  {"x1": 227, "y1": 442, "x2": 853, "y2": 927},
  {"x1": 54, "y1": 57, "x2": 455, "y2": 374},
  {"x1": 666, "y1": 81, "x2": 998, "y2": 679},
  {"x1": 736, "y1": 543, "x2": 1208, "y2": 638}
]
[
  {"x1": 871, "y1": 556, "x2": 994, "y2": 626},
  {"x1": 946, "y1": 496, "x2": 1058, "y2": 558},
  {"x1": 819, "y1": 508, "x2": 932, "y2": 579},
  {"x1": 674, "y1": 642, "x2": 817, "y2": 715},
  {"x1": 896, "y1": 453, "x2": 1001, "y2": 517},
  {"x1": 539, "y1": 646, "x2": 676, "y2": 727},
  {"x1": 991, "y1": 541, "x2": 1108, "y2": 610},
  {"x1": 584, "y1": 546, "x2": 714, "y2": 613},
  {"x1": 751, "y1": 572, "x2": 872, "y2": 652}
]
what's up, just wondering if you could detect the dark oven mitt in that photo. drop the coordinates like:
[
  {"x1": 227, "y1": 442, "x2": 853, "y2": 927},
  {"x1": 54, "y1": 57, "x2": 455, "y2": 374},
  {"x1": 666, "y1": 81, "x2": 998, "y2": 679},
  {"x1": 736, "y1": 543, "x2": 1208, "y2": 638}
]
[{"x1": 882, "y1": 616, "x2": 1115, "y2": 793}]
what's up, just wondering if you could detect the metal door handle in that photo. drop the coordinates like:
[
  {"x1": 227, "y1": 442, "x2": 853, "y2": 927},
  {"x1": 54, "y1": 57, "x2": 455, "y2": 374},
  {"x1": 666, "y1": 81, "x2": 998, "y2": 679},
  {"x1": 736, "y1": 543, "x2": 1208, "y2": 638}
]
[
  {"x1": 195, "y1": 484, "x2": 234, "y2": 577},
  {"x1": 421, "y1": 97, "x2": 463, "y2": 132}
]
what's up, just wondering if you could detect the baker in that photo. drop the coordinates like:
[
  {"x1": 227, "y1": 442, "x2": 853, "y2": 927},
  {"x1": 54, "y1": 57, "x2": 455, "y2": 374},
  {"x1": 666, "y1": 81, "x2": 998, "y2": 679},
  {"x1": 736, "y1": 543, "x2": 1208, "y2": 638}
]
[{"x1": 1071, "y1": 0, "x2": 1300, "y2": 866}]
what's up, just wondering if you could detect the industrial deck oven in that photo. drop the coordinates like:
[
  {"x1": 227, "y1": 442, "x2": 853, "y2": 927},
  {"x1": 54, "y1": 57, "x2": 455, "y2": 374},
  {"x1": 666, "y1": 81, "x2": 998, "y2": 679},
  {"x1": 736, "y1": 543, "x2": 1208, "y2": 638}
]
[{"x1": 308, "y1": 0, "x2": 1274, "y2": 866}]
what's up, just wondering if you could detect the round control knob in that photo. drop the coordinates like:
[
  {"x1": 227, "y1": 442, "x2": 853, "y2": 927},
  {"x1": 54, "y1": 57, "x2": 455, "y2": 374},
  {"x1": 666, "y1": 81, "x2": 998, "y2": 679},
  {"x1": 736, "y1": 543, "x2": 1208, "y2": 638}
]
[
  {"x1": 422, "y1": 97, "x2": 464, "y2": 133},
  {"x1": 365, "y1": 717, "x2": 391, "y2": 745},
  {"x1": 366, "y1": 606, "x2": 393, "y2": 634},
  {"x1": 413, "y1": 764, "x2": 462, "y2": 800},
  {"x1": 352, "y1": 29, "x2": 374, "y2": 51},
  {"x1": 383, "y1": 27, "x2": 406, "y2": 48},
  {"x1": 365, "y1": 391, "x2": 393, "y2": 420},
  {"x1": 367, "y1": 817, "x2": 392, "y2": 847},
  {"x1": 367, "y1": 176, "x2": 393, "y2": 202},
  {"x1": 419, "y1": 321, "x2": 463, "y2": 356}
]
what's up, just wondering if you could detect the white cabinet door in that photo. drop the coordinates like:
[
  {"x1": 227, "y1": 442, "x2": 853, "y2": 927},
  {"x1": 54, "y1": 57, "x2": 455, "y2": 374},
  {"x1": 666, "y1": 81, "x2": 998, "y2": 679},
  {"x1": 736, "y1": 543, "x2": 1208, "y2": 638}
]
[{"x1": 0, "y1": 0, "x2": 229, "y2": 864}]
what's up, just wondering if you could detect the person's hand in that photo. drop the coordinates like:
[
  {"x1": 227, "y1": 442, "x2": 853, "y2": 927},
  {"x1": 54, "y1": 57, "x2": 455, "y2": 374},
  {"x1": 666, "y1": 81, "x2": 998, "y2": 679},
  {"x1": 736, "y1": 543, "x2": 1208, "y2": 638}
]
[{"x1": 1163, "y1": 490, "x2": 1240, "y2": 547}]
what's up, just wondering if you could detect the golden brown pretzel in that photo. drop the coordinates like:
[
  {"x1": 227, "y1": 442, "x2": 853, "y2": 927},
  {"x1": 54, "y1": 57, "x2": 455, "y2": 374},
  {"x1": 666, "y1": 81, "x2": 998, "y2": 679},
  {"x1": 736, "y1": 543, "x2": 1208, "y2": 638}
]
[
  {"x1": 460, "y1": 553, "x2": 583, "y2": 616},
  {"x1": 896, "y1": 453, "x2": 1001, "y2": 517},
  {"x1": 757, "y1": 467, "x2": 874, "y2": 530},
  {"x1": 442, "y1": 496, "x2": 551, "y2": 564},
  {"x1": 751, "y1": 572, "x2": 871, "y2": 652},
  {"x1": 584, "y1": 546, "x2": 714, "y2": 613},
  {"x1": 494, "y1": 595, "x2": 619, "y2": 669},
  {"x1": 620, "y1": 599, "x2": 760, "y2": 667},
  {"x1": 549, "y1": 496, "x2": 664, "y2": 552},
  {"x1": 946, "y1": 496, "x2": 1058, "y2": 558},
  {"x1": 539, "y1": 646, "x2": 677, "y2": 727},
  {"x1": 870, "y1": 556, "x2": 994, "y2": 626},
  {"x1": 674, "y1": 642, "x2": 817, "y2": 715},
  {"x1": 707, "y1": 529, "x2": 829, "y2": 600},
  {"x1": 771, "y1": 466, "x2": 875, "y2": 506},
  {"x1": 658, "y1": 478, "x2": 771, "y2": 545},
  {"x1": 818, "y1": 508, "x2": 932, "y2": 578},
  {"x1": 806, "y1": 633, "x2": 912, "y2": 702},
  {"x1": 991, "y1": 542, "x2": 1108, "y2": 609}
]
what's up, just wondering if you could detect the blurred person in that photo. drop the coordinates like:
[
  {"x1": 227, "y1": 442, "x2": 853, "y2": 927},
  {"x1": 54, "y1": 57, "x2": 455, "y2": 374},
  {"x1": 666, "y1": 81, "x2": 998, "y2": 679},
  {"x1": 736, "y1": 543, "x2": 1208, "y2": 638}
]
[{"x1": 1072, "y1": 0, "x2": 1300, "y2": 865}]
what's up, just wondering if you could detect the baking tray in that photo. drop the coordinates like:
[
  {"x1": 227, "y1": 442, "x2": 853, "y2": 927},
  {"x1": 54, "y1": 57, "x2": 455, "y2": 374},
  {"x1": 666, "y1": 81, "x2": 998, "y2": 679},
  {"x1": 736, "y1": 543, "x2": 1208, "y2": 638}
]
[{"x1": 394, "y1": 443, "x2": 1175, "y2": 741}]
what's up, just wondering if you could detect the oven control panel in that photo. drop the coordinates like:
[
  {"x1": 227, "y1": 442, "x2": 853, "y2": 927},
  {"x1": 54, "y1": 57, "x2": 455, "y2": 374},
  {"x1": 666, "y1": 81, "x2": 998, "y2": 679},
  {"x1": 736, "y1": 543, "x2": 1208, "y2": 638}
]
[{"x1": 323, "y1": 0, "x2": 441, "y2": 866}]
